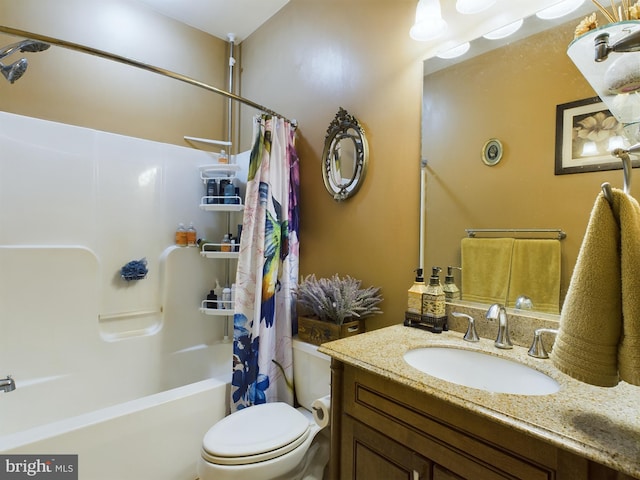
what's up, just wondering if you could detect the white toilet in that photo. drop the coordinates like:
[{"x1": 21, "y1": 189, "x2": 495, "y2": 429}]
[{"x1": 197, "y1": 337, "x2": 331, "y2": 480}]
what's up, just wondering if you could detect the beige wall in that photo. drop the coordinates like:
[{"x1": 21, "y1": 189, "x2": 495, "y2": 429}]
[
  {"x1": 0, "y1": 0, "x2": 228, "y2": 145},
  {"x1": 240, "y1": 0, "x2": 425, "y2": 330},
  {"x1": 422, "y1": 20, "x2": 622, "y2": 307}
]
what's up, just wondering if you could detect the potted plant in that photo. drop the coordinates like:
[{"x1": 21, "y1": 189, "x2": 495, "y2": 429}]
[{"x1": 295, "y1": 273, "x2": 383, "y2": 345}]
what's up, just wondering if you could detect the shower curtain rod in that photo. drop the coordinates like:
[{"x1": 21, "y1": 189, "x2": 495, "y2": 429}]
[{"x1": 0, "y1": 25, "x2": 294, "y2": 124}]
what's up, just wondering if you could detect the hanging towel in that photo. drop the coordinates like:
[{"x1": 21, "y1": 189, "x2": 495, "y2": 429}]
[
  {"x1": 551, "y1": 188, "x2": 640, "y2": 387},
  {"x1": 461, "y1": 238, "x2": 514, "y2": 305},
  {"x1": 506, "y1": 239, "x2": 561, "y2": 314},
  {"x1": 617, "y1": 189, "x2": 640, "y2": 386}
]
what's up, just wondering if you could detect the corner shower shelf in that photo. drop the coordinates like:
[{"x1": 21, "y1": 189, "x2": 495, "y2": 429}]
[
  {"x1": 199, "y1": 199, "x2": 244, "y2": 212},
  {"x1": 185, "y1": 136, "x2": 232, "y2": 149},
  {"x1": 199, "y1": 247, "x2": 240, "y2": 260},
  {"x1": 200, "y1": 300, "x2": 235, "y2": 316},
  {"x1": 199, "y1": 164, "x2": 241, "y2": 180}
]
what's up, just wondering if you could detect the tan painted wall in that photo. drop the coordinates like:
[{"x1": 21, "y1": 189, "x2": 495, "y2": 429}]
[
  {"x1": 422, "y1": 20, "x2": 619, "y2": 307},
  {"x1": 239, "y1": 0, "x2": 425, "y2": 330},
  {"x1": 0, "y1": 0, "x2": 227, "y2": 145}
]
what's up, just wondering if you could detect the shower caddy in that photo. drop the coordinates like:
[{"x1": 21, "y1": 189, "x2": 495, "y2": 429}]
[{"x1": 197, "y1": 159, "x2": 244, "y2": 317}]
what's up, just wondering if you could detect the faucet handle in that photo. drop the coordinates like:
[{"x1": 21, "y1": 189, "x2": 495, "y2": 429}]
[
  {"x1": 451, "y1": 312, "x2": 479, "y2": 342},
  {"x1": 527, "y1": 328, "x2": 559, "y2": 359},
  {"x1": 486, "y1": 304, "x2": 512, "y2": 349}
]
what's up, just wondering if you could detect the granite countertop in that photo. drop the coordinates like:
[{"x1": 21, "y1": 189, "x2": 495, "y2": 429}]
[{"x1": 318, "y1": 323, "x2": 640, "y2": 479}]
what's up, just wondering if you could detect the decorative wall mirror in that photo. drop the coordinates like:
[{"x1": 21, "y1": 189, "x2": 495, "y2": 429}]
[{"x1": 322, "y1": 107, "x2": 368, "y2": 201}]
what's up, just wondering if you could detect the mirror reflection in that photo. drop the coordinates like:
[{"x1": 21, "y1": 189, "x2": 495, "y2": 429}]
[{"x1": 422, "y1": 8, "x2": 634, "y2": 313}]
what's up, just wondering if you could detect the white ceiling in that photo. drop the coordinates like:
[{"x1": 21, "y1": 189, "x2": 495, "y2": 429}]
[{"x1": 135, "y1": 0, "x2": 290, "y2": 42}]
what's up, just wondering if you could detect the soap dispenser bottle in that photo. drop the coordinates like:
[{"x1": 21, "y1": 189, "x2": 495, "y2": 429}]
[
  {"x1": 407, "y1": 268, "x2": 428, "y2": 314},
  {"x1": 443, "y1": 266, "x2": 461, "y2": 301},
  {"x1": 423, "y1": 267, "x2": 448, "y2": 333}
]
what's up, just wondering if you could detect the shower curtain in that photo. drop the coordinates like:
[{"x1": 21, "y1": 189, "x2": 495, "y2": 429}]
[{"x1": 231, "y1": 115, "x2": 300, "y2": 411}]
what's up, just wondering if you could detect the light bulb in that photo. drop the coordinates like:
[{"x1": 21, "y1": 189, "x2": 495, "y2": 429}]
[
  {"x1": 483, "y1": 19, "x2": 524, "y2": 40},
  {"x1": 436, "y1": 43, "x2": 471, "y2": 59},
  {"x1": 536, "y1": 0, "x2": 585, "y2": 20},
  {"x1": 410, "y1": 0, "x2": 448, "y2": 41},
  {"x1": 456, "y1": 0, "x2": 496, "y2": 15}
]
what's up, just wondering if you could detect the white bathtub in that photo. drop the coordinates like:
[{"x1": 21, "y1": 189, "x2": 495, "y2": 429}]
[{"x1": 0, "y1": 342, "x2": 232, "y2": 480}]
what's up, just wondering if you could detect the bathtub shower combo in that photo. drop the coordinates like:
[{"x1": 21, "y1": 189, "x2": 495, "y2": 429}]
[
  {"x1": 0, "y1": 24, "x2": 293, "y2": 480},
  {"x1": 0, "y1": 113, "x2": 233, "y2": 480}
]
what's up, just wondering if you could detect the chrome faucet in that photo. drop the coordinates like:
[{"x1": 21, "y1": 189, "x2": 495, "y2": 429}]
[
  {"x1": 486, "y1": 304, "x2": 512, "y2": 349},
  {"x1": 0, "y1": 375, "x2": 15, "y2": 393}
]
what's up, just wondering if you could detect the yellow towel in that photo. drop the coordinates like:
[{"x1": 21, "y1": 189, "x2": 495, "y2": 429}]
[
  {"x1": 506, "y1": 239, "x2": 561, "y2": 314},
  {"x1": 551, "y1": 188, "x2": 640, "y2": 387},
  {"x1": 461, "y1": 238, "x2": 514, "y2": 305}
]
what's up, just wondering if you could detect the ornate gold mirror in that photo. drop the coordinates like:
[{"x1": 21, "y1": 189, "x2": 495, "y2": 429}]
[{"x1": 322, "y1": 107, "x2": 368, "y2": 201}]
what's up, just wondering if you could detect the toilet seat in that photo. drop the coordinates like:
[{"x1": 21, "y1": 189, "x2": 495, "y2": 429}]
[{"x1": 201, "y1": 402, "x2": 311, "y2": 466}]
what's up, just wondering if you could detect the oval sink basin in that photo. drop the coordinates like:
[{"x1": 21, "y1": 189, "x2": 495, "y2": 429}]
[{"x1": 403, "y1": 347, "x2": 560, "y2": 396}]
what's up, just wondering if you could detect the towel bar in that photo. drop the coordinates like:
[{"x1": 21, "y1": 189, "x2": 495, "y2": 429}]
[{"x1": 465, "y1": 228, "x2": 566, "y2": 240}]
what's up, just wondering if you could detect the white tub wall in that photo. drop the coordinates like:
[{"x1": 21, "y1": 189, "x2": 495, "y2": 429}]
[
  {"x1": 2, "y1": 378, "x2": 229, "y2": 480},
  {"x1": 0, "y1": 111, "x2": 233, "y2": 430}
]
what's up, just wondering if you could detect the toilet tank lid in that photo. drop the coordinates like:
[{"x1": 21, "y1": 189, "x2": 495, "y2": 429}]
[{"x1": 202, "y1": 402, "x2": 309, "y2": 458}]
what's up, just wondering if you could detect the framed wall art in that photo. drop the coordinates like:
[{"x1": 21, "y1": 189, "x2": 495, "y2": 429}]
[{"x1": 554, "y1": 96, "x2": 636, "y2": 175}]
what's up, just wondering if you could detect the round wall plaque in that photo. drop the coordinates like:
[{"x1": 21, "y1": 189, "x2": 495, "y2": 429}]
[{"x1": 482, "y1": 138, "x2": 503, "y2": 166}]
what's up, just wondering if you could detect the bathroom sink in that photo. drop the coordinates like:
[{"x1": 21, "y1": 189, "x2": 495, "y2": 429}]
[{"x1": 403, "y1": 347, "x2": 560, "y2": 396}]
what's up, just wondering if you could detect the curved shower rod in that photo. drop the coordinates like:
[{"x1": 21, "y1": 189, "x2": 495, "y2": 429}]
[{"x1": 0, "y1": 25, "x2": 293, "y2": 124}]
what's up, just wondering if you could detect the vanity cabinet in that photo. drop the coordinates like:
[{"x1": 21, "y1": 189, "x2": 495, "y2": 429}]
[{"x1": 330, "y1": 361, "x2": 632, "y2": 480}]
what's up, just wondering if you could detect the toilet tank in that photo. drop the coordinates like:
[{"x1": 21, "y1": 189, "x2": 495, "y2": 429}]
[{"x1": 292, "y1": 337, "x2": 331, "y2": 411}]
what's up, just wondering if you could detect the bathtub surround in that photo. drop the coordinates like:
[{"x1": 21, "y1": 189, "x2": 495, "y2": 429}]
[
  {"x1": 231, "y1": 115, "x2": 300, "y2": 411},
  {"x1": 0, "y1": 112, "x2": 235, "y2": 477}
]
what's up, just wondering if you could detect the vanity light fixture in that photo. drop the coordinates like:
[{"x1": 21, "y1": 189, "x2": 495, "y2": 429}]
[
  {"x1": 482, "y1": 18, "x2": 524, "y2": 40},
  {"x1": 455, "y1": 0, "x2": 496, "y2": 15},
  {"x1": 535, "y1": 0, "x2": 585, "y2": 20},
  {"x1": 410, "y1": 0, "x2": 447, "y2": 41},
  {"x1": 436, "y1": 42, "x2": 471, "y2": 59}
]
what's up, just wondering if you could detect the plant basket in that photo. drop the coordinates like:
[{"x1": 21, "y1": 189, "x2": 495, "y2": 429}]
[{"x1": 297, "y1": 316, "x2": 365, "y2": 346}]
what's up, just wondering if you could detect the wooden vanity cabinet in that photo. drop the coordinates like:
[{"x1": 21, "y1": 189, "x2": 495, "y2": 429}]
[{"x1": 329, "y1": 360, "x2": 632, "y2": 480}]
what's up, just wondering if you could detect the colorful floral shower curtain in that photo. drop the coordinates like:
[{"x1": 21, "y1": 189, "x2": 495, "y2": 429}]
[{"x1": 231, "y1": 115, "x2": 300, "y2": 412}]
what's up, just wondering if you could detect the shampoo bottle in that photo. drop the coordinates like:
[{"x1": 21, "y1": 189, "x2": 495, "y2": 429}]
[
  {"x1": 443, "y1": 266, "x2": 461, "y2": 301},
  {"x1": 221, "y1": 233, "x2": 232, "y2": 252},
  {"x1": 423, "y1": 267, "x2": 447, "y2": 333},
  {"x1": 175, "y1": 223, "x2": 187, "y2": 247},
  {"x1": 214, "y1": 280, "x2": 223, "y2": 305},
  {"x1": 186, "y1": 222, "x2": 197, "y2": 247}
]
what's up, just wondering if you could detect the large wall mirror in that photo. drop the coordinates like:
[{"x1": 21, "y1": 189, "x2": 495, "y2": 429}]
[{"x1": 422, "y1": 5, "x2": 635, "y2": 313}]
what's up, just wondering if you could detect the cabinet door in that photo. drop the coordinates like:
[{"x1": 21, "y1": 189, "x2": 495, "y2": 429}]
[
  {"x1": 433, "y1": 465, "x2": 464, "y2": 480},
  {"x1": 342, "y1": 415, "x2": 432, "y2": 480}
]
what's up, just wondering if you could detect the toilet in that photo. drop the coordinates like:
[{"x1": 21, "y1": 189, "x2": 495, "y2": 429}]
[{"x1": 197, "y1": 337, "x2": 331, "y2": 480}]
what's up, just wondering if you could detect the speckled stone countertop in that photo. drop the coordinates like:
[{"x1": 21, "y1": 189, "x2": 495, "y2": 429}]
[{"x1": 318, "y1": 323, "x2": 640, "y2": 478}]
